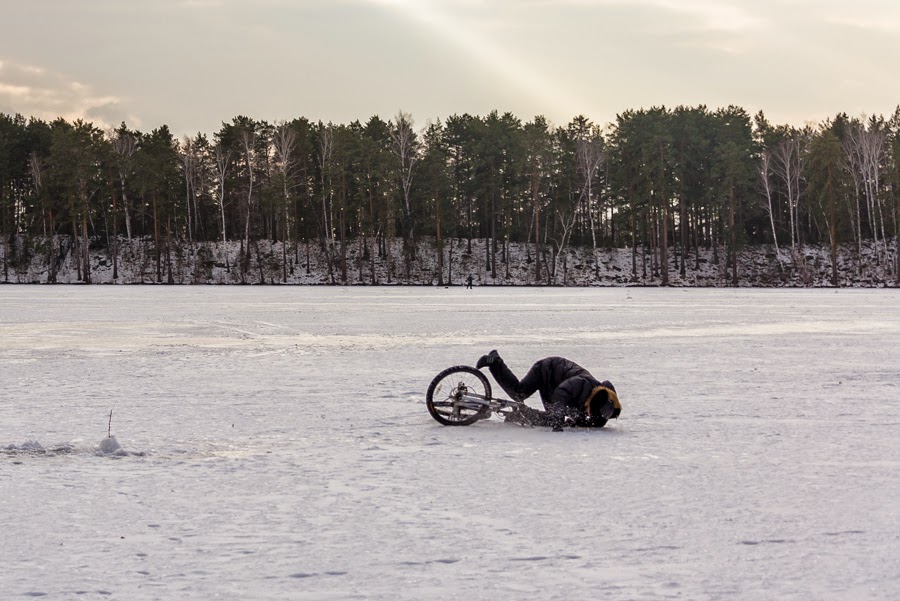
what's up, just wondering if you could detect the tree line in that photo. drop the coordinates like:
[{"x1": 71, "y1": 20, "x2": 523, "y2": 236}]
[{"x1": 1, "y1": 105, "x2": 899, "y2": 285}]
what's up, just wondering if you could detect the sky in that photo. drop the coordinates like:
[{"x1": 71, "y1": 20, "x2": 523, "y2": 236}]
[{"x1": 1, "y1": 0, "x2": 899, "y2": 135}]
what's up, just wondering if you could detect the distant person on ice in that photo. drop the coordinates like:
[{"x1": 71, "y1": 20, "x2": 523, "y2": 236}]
[
  {"x1": 466, "y1": 274, "x2": 474, "y2": 289},
  {"x1": 476, "y1": 350, "x2": 621, "y2": 430}
]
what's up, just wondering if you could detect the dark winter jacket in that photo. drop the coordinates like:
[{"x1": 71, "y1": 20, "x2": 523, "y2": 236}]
[{"x1": 489, "y1": 356, "x2": 619, "y2": 428}]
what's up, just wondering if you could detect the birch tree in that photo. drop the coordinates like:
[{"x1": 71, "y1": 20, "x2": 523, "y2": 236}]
[
  {"x1": 272, "y1": 122, "x2": 297, "y2": 282},
  {"x1": 574, "y1": 121, "x2": 606, "y2": 270},
  {"x1": 181, "y1": 136, "x2": 197, "y2": 244},
  {"x1": 235, "y1": 117, "x2": 258, "y2": 250},
  {"x1": 772, "y1": 133, "x2": 805, "y2": 251},
  {"x1": 112, "y1": 124, "x2": 137, "y2": 240},
  {"x1": 317, "y1": 122, "x2": 336, "y2": 283},
  {"x1": 891, "y1": 108, "x2": 900, "y2": 283},
  {"x1": 861, "y1": 122, "x2": 888, "y2": 262},
  {"x1": 844, "y1": 120, "x2": 888, "y2": 262},
  {"x1": 523, "y1": 116, "x2": 553, "y2": 283},
  {"x1": 758, "y1": 149, "x2": 783, "y2": 267},
  {"x1": 390, "y1": 110, "x2": 420, "y2": 278},
  {"x1": 213, "y1": 140, "x2": 231, "y2": 249},
  {"x1": 843, "y1": 119, "x2": 887, "y2": 262}
]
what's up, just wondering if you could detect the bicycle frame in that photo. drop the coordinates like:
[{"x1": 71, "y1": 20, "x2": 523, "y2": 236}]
[{"x1": 447, "y1": 387, "x2": 524, "y2": 416}]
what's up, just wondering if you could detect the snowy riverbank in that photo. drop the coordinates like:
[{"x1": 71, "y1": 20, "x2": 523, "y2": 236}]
[{"x1": 2, "y1": 236, "x2": 898, "y2": 287}]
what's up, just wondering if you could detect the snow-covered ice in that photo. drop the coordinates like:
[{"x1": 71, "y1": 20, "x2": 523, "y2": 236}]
[{"x1": 1, "y1": 286, "x2": 898, "y2": 600}]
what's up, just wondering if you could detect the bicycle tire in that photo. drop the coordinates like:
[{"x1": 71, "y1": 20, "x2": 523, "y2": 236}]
[{"x1": 426, "y1": 365, "x2": 493, "y2": 426}]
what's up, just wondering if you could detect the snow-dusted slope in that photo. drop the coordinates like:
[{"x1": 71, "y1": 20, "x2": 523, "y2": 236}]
[
  {"x1": 2, "y1": 287, "x2": 898, "y2": 600},
  {"x1": 3, "y1": 236, "x2": 898, "y2": 287}
]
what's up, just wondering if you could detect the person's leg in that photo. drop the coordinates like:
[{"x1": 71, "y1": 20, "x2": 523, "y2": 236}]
[{"x1": 489, "y1": 359, "x2": 542, "y2": 402}]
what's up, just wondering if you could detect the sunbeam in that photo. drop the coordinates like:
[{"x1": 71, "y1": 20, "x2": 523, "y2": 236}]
[{"x1": 364, "y1": 0, "x2": 590, "y2": 120}]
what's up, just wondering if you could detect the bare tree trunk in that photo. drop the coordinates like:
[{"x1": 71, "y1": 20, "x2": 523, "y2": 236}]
[
  {"x1": 830, "y1": 219, "x2": 838, "y2": 287},
  {"x1": 894, "y1": 175, "x2": 900, "y2": 283},
  {"x1": 1, "y1": 185, "x2": 7, "y2": 283},
  {"x1": 241, "y1": 131, "x2": 255, "y2": 252},
  {"x1": 712, "y1": 206, "x2": 719, "y2": 267},
  {"x1": 391, "y1": 111, "x2": 419, "y2": 279},
  {"x1": 340, "y1": 207, "x2": 347, "y2": 284},
  {"x1": 694, "y1": 204, "x2": 701, "y2": 271},
  {"x1": 553, "y1": 207, "x2": 578, "y2": 285},
  {"x1": 642, "y1": 206, "x2": 649, "y2": 279},
  {"x1": 47, "y1": 211, "x2": 57, "y2": 283},
  {"x1": 112, "y1": 131, "x2": 137, "y2": 241},
  {"x1": 318, "y1": 124, "x2": 335, "y2": 284},
  {"x1": 504, "y1": 223, "x2": 511, "y2": 280},
  {"x1": 576, "y1": 133, "x2": 604, "y2": 279},
  {"x1": 631, "y1": 208, "x2": 637, "y2": 277},
  {"x1": 729, "y1": 183, "x2": 738, "y2": 287},
  {"x1": 386, "y1": 203, "x2": 394, "y2": 284},
  {"x1": 79, "y1": 180, "x2": 92, "y2": 284},
  {"x1": 358, "y1": 220, "x2": 364, "y2": 283},
  {"x1": 759, "y1": 151, "x2": 783, "y2": 269},
  {"x1": 214, "y1": 143, "x2": 231, "y2": 272},
  {"x1": 774, "y1": 136, "x2": 805, "y2": 252},
  {"x1": 448, "y1": 241, "x2": 453, "y2": 285},
  {"x1": 72, "y1": 220, "x2": 81, "y2": 281},
  {"x1": 250, "y1": 239, "x2": 264, "y2": 284},
  {"x1": 273, "y1": 123, "x2": 297, "y2": 283},
  {"x1": 435, "y1": 191, "x2": 444, "y2": 285},
  {"x1": 467, "y1": 196, "x2": 473, "y2": 255},
  {"x1": 121, "y1": 176, "x2": 133, "y2": 241},
  {"x1": 182, "y1": 138, "x2": 194, "y2": 245},
  {"x1": 110, "y1": 176, "x2": 119, "y2": 280},
  {"x1": 153, "y1": 193, "x2": 161, "y2": 283},
  {"x1": 166, "y1": 216, "x2": 174, "y2": 285},
  {"x1": 679, "y1": 196, "x2": 687, "y2": 277},
  {"x1": 844, "y1": 125, "x2": 868, "y2": 263},
  {"x1": 490, "y1": 194, "x2": 497, "y2": 279},
  {"x1": 660, "y1": 198, "x2": 669, "y2": 286},
  {"x1": 81, "y1": 212, "x2": 91, "y2": 284},
  {"x1": 895, "y1": 188, "x2": 900, "y2": 285},
  {"x1": 533, "y1": 189, "x2": 542, "y2": 283},
  {"x1": 29, "y1": 153, "x2": 53, "y2": 282},
  {"x1": 370, "y1": 196, "x2": 377, "y2": 285},
  {"x1": 866, "y1": 130, "x2": 889, "y2": 263}
]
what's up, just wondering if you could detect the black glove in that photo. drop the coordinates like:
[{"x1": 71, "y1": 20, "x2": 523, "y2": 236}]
[{"x1": 476, "y1": 349, "x2": 501, "y2": 369}]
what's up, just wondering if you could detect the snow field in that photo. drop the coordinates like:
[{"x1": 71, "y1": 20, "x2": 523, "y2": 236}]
[{"x1": 1, "y1": 286, "x2": 898, "y2": 600}]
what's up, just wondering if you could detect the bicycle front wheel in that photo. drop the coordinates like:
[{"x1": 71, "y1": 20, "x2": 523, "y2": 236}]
[{"x1": 426, "y1": 365, "x2": 493, "y2": 426}]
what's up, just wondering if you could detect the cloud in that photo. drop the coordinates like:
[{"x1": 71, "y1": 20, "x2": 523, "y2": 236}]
[
  {"x1": 371, "y1": 0, "x2": 764, "y2": 32},
  {"x1": 179, "y1": 0, "x2": 225, "y2": 7},
  {"x1": 0, "y1": 59, "x2": 137, "y2": 129},
  {"x1": 824, "y1": 16, "x2": 900, "y2": 33},
  {"x1": 568, "y1": 0, "x2": 764, "y2": 33},
  {"x1": 645, "y1": 0, "x2": 762, "y2": 32}
]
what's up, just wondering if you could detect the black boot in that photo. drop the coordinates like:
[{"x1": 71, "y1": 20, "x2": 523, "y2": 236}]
[{"x1": 476, "y1": 350, "x2": 501, "y2": 369}]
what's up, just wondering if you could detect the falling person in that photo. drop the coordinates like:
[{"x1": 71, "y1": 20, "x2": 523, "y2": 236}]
[{"x1": 476, "y1": 350, "x2": 621, "y2": 430}]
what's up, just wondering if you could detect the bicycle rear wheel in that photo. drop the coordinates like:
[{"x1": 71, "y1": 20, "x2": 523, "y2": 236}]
[{"x1": 426, "y1": 365, "x2": 493, "y2": 426}]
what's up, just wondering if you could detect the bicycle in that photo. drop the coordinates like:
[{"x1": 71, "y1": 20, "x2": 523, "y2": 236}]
[{"x1": 425, "y1": 365, "x2": 526, "y2": 426}]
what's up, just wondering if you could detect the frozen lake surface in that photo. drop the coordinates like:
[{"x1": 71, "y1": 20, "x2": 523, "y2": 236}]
[{"x1": 2, "y1": 286, "x2": 898, "y2": 600}]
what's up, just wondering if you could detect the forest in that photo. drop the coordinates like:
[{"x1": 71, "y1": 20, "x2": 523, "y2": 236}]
[{"x1": 1, "y1": 105, "x2": 899, "y2": 286}]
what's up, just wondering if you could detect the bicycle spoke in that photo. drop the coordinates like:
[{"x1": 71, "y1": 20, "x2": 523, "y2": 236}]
[{"x1": 426, "y1": 366, "x2": 493, "y2": 427}]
